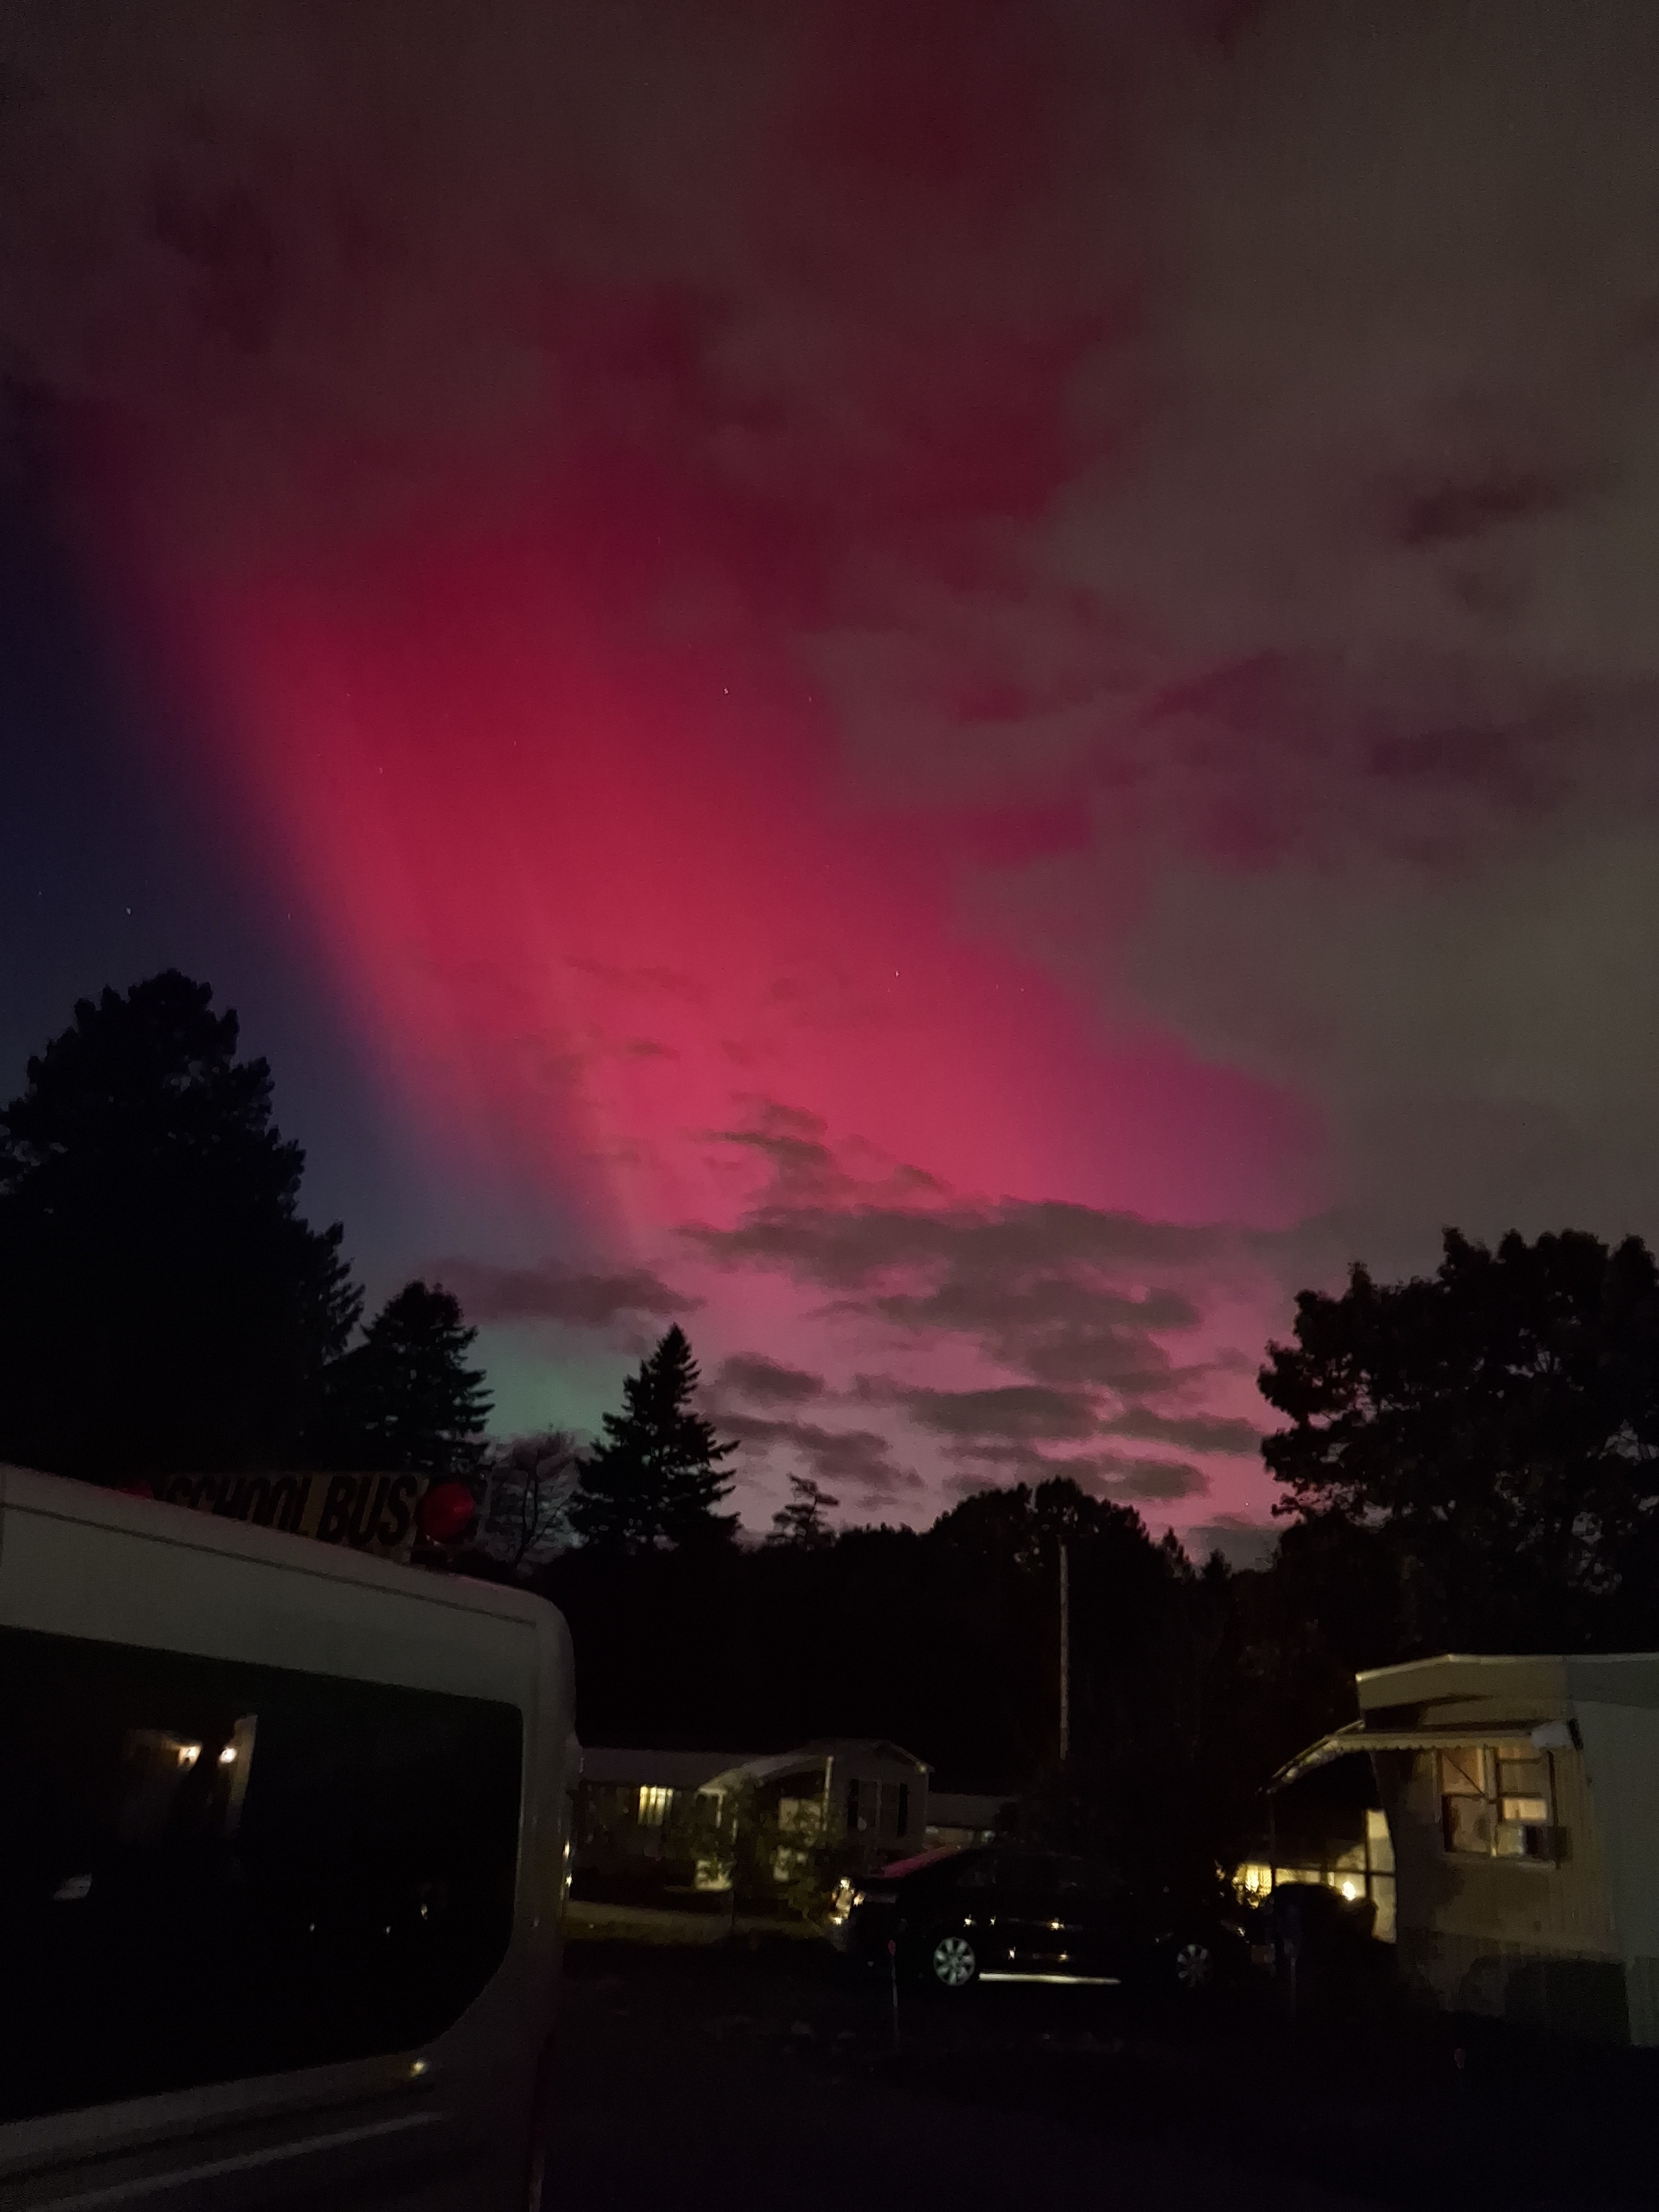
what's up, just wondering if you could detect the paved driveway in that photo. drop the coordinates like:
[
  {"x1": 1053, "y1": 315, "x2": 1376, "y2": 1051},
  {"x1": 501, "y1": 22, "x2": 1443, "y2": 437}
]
[{"x1": 548, "y1": 1941, "x2": 1366, "y2": 2212}]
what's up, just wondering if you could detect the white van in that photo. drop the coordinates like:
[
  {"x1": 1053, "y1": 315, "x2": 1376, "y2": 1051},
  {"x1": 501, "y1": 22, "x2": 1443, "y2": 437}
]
[{"x1": 0, "y1": 1464, "x2": 578, "y2": 2211}]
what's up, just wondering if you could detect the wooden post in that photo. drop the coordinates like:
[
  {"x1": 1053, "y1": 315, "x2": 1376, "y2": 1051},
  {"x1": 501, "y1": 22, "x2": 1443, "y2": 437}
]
[{"x1": 1059, "y1": 1541, "x2": 1070, "y2": 1765}]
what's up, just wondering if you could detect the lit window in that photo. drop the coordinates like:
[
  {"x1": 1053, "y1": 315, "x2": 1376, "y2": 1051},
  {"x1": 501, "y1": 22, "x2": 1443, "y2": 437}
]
[
  {"x1": 777, "y1": 1796, "x2": 821, "y2": 1837},
  {"x1": 1438, "y1": 1744, "x2": 1553, "y2": 1860},
  {"x1": 638, "y1": 1785, "x2": 672, "y2": 1827},
  {"x1": 1495, "y1": 1746, "x2": 1552, "y2": 1855}
]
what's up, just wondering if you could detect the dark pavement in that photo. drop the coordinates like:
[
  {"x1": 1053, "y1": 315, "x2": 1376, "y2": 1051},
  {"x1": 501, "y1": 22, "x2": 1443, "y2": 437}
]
[
  {"x1": 548, "y1": 1939, "x2": 1366, "y2": 2212},
  {"x1": 548, "y1": 1935, "x2": 1659, "y2": 2212}
]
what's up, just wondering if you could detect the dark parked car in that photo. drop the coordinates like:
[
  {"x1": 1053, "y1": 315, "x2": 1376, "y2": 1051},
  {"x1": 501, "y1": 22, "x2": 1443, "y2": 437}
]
[{"x1": 828, "y1": 1846, "x2": 1245, "y2": 1997}]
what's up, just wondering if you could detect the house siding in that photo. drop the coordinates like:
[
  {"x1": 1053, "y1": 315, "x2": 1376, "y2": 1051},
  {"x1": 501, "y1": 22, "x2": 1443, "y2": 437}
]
[{"x1": 1358, "y1": 1656, "x2": 1659, "y2": 2044}]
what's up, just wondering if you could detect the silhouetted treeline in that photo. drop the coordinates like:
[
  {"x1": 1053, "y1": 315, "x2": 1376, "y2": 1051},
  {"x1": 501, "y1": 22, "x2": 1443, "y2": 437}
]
[
  {"x1": 18, "y1": 976, "x2": 1659, "y2": 1885},
  {"x1": 1261, "y1": 1225, "x2": 1659, "y2": 1656},
  {"x1": 537, "y1": 1477, "x2": 1363, "y2": 1890},
  {"x1": 0, "y1": 974, "x2": 488, "y2": 1479},
  {"x1": 540, "y1": 1224, "x2": 1659, "y2": 1886}
]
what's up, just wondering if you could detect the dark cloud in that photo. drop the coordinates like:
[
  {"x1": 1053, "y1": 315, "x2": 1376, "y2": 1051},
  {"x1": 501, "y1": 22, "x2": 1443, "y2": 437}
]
[
  {"x1": 1387, "y1": 463, "x2": 1576, "y2": 553},
  {"x1": 690, "y1": 1192, "x2": 1229, "y2": 1291},
  {"x1": 872, "y1": 1381, "x2": 1099, "y2": 1443},
  {"x1": 689, "y1": 1173, "x2": 1230, "y2": 1409},
  {"x1": 10, "y1": 0, "x2": 1652, "y2": 1502},
  {"x1": 941, "y1": 1444, "x2": 1208, "y2": 1504},
  {"x1": 11, "y1": 6, "x2": 1659, "y2": 890},
  {"x1": 721, "y1": 1410, "x2": 922, "y2": 1499},
  {"x1": 686, "y1": 1114, "x2": 1266, "y2": 1497},
  {"x1": 715, "y1": 1353, "x2": 826, "y2": 1406},
  {"x1": 435, "y1": 1259, "x2": 695, "y2": 1328},
  {"x1": 1103, "y1": 1407, "x2": 1263, "y2": 1456},
  {"x1": 707, "y1": 1103, "x2": 848, "y2": 1206},
  {"x1": 1106, "y1": 1456, "x2": 1210, "y2": 1503},
  {"x1": 870, "y1": 1273, "x2": 1194, "y2": 1394}
]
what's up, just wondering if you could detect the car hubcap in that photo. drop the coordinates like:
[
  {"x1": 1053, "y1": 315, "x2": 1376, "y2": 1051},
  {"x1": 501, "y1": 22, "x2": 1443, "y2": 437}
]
[
  {"x1": 932, "y1": 1934, "x2": 976, "y2": 1988},
  {"x1": 1174, "y1": 1941, "x2": 1212, "y2": 1991}
]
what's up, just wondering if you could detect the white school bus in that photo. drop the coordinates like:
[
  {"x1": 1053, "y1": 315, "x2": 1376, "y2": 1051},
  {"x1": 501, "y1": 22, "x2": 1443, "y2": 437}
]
[{"x1": 0, "y1": 1464, "x2": 578, "y2": 2211}]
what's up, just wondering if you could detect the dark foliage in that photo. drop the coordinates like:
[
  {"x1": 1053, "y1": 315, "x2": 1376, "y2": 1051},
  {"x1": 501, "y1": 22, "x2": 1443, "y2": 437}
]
[
  {"x1": 569, "y1": 1325, "x2": 737, "y2": 1554},
  {"x1": 539, "y1": 1475, "x2": 1340, "y2": 1886},
  {"x1": 0, "y1": 973, "x2": 359, "y2": 1477},
  {"x1": 1260, "y1": 1226, "x2": 1659, "y2": 1652},
  {"x1": 766, "y1": 1472, "x2": 838, "y2": 1547},
  {"x1": 320, "y1": 1279, "x2": 490, "y2": 1475},
  {"x1": 474, "y1": 1430, "x2": 579, "y2": 1576}
]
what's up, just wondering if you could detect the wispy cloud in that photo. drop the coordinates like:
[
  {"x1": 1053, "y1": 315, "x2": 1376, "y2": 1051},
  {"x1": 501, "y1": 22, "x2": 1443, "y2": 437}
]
[
  {"x1": 716, "y1": 1409, "x2": 923, "y2": 1500},
  {"x1": 943, "y1": 1442, "x2": 1210, "y2": 1504},
  {"x1": 1103, "y1": 1406, "x2": 1263, "y2": 1456},
  {"x1": 436, "y1": 1259, "x2": 696, "y2": 1328},
  {"x1": 862, "y1": 1379, "x2": 1101, "y2": 1443},
  {"x1": 682, "y1": 1097, "x2": 1276, "y2": 1518},
  {"x1": 715, "y1": 1353, "x2": 826, "y2": 1406}
]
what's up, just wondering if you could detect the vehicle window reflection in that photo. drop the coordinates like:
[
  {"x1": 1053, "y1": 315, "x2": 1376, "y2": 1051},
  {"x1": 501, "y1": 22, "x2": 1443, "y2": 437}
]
[{"x1": 0, "y1": 1625, "x2": 523, "y2": 2123}]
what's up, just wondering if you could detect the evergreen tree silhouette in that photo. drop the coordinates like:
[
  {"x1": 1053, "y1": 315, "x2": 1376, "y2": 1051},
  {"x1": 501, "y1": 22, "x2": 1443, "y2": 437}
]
[
  {"x1": 766, "y1": 1472, "x2": 838, "y2": 1547},
  {"x1": 324, "y1": 1279, "x2": 490, "y2": 1474},
  {"x1": 570, "y1": 1324, "x2": 738, "y2": 1553},
  {"x1": 0, "y1": 972, "x2": 359, "y2": 1478}
]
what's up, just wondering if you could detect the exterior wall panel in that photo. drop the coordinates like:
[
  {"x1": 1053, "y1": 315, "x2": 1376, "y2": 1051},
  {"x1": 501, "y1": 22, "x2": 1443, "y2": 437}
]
[{"x1": 1358, "y1": 1655, "x2": 1659, "y2": 2044}]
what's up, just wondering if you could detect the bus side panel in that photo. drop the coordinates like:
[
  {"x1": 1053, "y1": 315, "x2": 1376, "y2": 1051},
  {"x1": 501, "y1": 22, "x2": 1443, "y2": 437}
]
[
  {"x1": 0, "y1": 1491, "x2": 535, "y2": 1701},
  {"x1": 0, "y1": 1488, "x2": 576, "y2": 2211}
]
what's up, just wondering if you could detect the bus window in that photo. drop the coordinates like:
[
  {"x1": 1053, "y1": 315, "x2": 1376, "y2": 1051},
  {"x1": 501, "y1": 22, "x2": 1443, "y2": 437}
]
[{"x1": 0, "y1": 1626, "x2": 523, "y2": 2122}]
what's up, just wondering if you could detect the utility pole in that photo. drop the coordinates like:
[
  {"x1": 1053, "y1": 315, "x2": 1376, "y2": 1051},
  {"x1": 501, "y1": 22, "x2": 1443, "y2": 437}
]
[{"x1": 1058, "y1": 1540, "x2": 1070, "y2": 1764}]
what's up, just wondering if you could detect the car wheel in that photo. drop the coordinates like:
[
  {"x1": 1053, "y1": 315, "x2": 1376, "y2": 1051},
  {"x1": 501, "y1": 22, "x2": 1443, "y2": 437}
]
[
  {"x1": 928, "y1": 1931, "x2": 979, "y2": 1991},
  {"x1": 1170, "y1": 1937, "x2": 1214, "y2": 1995}
]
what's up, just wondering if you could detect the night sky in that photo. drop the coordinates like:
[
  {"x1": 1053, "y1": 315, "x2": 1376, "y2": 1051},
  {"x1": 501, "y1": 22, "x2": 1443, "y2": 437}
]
[{"x1": 5, "y1": 1, "x2": 1659, "y2": 1553}]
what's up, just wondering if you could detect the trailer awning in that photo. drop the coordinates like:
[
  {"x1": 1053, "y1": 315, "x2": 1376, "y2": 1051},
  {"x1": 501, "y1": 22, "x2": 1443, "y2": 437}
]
[{"x1": 1271, "y1": 1717, "x2": 1559, "y2": 1791}]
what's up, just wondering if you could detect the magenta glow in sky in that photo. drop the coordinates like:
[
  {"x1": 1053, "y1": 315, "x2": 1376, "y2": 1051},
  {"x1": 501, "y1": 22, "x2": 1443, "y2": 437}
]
[{"x1": 13, "y1": 1, "x2": 1659, "y2": 1546}]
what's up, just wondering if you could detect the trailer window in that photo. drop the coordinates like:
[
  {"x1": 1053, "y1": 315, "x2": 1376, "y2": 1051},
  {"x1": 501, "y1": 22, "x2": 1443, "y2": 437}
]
[
  {"x1": 1438, "y1": 1743, "x2": 1552, "y2": 1861},
  {"x1": 0, "y1": 1626, "x2": 522, "y2": 2122}
]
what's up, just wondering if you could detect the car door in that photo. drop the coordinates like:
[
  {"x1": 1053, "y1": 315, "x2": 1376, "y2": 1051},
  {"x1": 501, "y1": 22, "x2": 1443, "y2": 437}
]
[
  {"x1": 1017, "y1": 1856, "x2": 1101, "y2": 1977},
  {"x1": 976, "y1": 1853, "x2": 1064, "y2": 1973},
  {"x1": 1052, "y1": 1858, "x2": 1141, "y2": 1984},
  {"x1": 931, "y1": 1850, "x2": 1007, "y2": 1970}
]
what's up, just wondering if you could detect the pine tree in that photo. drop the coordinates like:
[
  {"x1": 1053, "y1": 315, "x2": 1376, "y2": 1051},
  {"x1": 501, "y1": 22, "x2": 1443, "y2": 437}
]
[
  {"x1": 324, "y1": 1279, "x2": 491, "y2": 1474},
  {"x1": 0, "y1": 972, "x2": 360, "y2": 1477},
  {"x1": 766, "y1": 1472, "x2": 838, "y2": 1548},
  {"x1": 570, "y1": 1325, "x2": 738, "y2": 1553}
]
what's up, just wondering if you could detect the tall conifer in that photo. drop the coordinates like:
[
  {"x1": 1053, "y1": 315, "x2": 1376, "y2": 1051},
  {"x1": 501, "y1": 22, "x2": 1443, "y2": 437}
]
[{"x1": 571, "y1": 1325, "x2": 738, "y2": 1552}]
